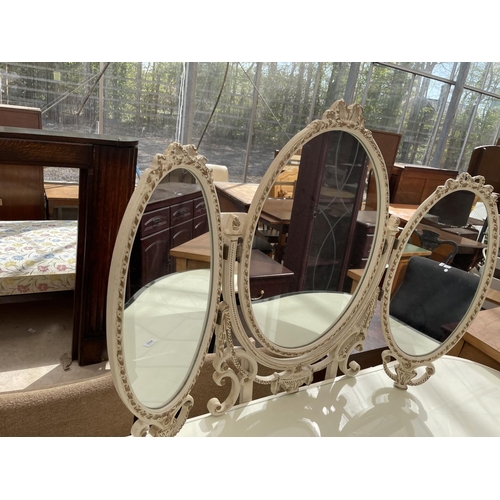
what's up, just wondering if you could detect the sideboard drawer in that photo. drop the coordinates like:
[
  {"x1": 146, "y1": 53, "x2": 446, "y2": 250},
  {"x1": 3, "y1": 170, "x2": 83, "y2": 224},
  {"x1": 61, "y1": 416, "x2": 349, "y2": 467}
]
[
  {"x1": 140, "y1": 206, "x2": 170, "y2": 238},
  {"x1": 194, "y1": 196, "x2": 207, "y2": 218},
  {"x1": 171, "y1": 200, "x2": 194, "y2": 226},
  {"x1": 193, "y1": 214, "x2": 209, "y2": 237}
]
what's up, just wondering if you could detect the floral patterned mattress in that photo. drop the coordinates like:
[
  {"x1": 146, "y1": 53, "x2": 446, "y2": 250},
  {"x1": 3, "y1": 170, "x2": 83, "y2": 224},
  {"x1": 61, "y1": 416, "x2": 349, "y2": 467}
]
[{"x1": 0, "y1": 220, "x2": 77, "y2": 296}]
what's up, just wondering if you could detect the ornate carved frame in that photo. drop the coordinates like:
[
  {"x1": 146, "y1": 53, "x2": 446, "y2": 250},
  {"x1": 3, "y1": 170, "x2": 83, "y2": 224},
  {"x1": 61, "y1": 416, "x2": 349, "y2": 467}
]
[
  {"x1": 208, "y1": 100, "x2": 398, "y2": 410},
  {"x1": 380, "y1": 173, "x2": 499, "y2": 389},
  {"x1": 106, "y1": 143, "x2": 223, "y2": 436},
  {"x1": 106, "y1": 101, "x2": 500, "y2": 436}
]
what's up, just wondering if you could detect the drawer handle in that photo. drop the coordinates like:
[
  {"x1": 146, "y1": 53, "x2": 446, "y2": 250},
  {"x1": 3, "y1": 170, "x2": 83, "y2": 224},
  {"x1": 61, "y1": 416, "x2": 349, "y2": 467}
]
[
  {"x1": 196, "y1": 202, "x2": 206, "y2": 210},
  {"x1": 147, "y1": 216, "x2": 166, "y2": 228},
  {"x1": 151, "y1": 217, "x2": 164, "y2": 226},
  {"x1": 174, "y1": 208, "x2": 190, "y2": 217},
  {"x1": 251, "y1": 290, "x2": 265, "y2": 301}
]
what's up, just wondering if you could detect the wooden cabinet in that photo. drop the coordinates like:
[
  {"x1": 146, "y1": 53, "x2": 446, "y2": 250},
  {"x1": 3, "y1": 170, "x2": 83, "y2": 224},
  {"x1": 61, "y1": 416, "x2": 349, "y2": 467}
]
[
  {"x1": 284, "y1": 131, "x2": 369, "y2": 293},
  {"x1": 248, "y1": 250, "x2": 294, "y2": 300},
  {"x1": 390, "y1": 163, "x2": 457, "y2": 205},
  {"x1": 0, "y1": 105, "x2": 45, "y2": 220},
  {"x1": 349, "y1": 210, "x2": 378, "y2": 269},
  {"x1": 130, "y1": 182, "x2": 208, "y2": 295}
]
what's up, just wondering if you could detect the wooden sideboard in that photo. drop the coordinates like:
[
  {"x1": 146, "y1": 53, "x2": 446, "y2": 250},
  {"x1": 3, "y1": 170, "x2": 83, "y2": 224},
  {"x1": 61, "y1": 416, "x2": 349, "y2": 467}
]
[
  {"x1": 390, "y1": 163, "x2": 458, "y2": 205},
  {"x1": 129, "y1": 182, "x2": 208, "y2": 295},
  {"x1": 0, "y1": 126, "x2": 138, "y2": 365}
]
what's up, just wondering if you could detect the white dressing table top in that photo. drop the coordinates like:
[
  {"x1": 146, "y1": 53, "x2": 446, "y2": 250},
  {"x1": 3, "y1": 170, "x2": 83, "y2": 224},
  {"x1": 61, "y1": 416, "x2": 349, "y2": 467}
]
[{"x1": 178, "y1": 356, "x2": 500, "y2": 437}]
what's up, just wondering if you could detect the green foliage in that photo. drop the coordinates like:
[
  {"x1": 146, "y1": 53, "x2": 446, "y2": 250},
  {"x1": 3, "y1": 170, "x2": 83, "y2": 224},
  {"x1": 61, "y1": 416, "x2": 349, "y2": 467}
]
[{"x1": 1, "y1": 62, "x2": 500, "y2": 173}]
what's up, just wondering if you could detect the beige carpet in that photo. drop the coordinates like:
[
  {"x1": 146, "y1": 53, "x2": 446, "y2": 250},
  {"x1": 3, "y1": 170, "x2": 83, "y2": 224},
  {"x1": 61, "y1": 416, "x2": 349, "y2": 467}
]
[{"x1": 0, "y1": 294, "x2": 109, "y2": 392}]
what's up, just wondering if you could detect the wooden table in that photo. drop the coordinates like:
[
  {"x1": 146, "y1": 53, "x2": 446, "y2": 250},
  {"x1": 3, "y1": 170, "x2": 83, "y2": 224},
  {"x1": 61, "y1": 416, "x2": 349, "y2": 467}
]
[
  {"x1": 347, "y1": 242, "x2": 432, "y2": 294},
  {"x1": 389, "y1": 203, "x2": 482, "y2": 236},
  {"x1": 260, "y1": 198, "x2": 294, "y2": 262},
  {"x1": 388, "y1": 204, "x2": 419, "y2": 226},
  {"x1": 450, "y1": 306, "x2": 500, "y2": 371},
  {"x1": 215, "y1": 182, "x2": 259, "y2": 212},
  {"x1": 169, "y1": 232, "x2": 294, "y2": 300},
  {"x1": 389, "y1": 204, "x2": 486, "y2": 271},
  {"x1": 44, "y1": 182, "x2": 79, "y2": 219},
  {"x1": 215, "y1": 182, "x2": 294, "y2": 263}
]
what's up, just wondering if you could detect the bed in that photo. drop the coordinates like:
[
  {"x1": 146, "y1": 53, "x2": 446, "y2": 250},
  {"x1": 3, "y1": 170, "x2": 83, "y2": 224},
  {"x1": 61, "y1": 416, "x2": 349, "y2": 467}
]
[{"x1": 0, "y1": 220, "x2": 77, "y2": 297}]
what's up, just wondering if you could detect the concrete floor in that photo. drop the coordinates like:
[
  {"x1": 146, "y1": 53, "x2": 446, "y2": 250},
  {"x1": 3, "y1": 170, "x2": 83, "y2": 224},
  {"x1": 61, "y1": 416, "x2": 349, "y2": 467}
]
[{"x1": 0, "y1": 293, "x2": 109, "y2": 393}]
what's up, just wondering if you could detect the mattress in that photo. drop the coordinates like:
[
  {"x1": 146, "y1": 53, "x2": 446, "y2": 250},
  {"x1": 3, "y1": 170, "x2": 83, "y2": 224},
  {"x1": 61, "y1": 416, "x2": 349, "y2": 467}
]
[{"x1": 0, "y1": 220, "x2": 77, "y2": 296}]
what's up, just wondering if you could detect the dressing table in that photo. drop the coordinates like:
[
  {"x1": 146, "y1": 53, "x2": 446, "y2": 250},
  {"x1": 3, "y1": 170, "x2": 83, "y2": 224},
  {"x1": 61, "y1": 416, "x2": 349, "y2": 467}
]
[
  {"x1": 178, "y1": 356, "x2": 500, "y2": 437},
  {"x1": 106, "y1": 100, "x2": 500, "y2": 437}
]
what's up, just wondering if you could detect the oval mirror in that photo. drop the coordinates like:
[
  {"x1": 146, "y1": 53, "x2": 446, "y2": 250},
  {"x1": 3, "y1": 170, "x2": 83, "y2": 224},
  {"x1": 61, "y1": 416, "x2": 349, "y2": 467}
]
[
  {"x1": 107, "y1": 144, "x2": 222, "y2": 435},
  {"x1": 235, "y1": 101, "x2": 390, "y2": 357},
  {"x1": 381, "y1": 174, "x2": 499, "y2": 388}
]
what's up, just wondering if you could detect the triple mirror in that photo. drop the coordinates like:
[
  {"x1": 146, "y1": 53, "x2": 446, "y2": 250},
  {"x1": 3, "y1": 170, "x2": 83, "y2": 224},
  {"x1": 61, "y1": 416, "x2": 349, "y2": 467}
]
[{"x1": 107, "y1": 100, "x2": 499, "y2": 436}]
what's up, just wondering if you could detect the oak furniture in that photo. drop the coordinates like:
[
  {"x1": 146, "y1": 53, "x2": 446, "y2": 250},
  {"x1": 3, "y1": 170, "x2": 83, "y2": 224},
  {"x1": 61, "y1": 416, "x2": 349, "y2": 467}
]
[
  {"x1": 467, "y1": 145, "x2": 500, "y2": 197},
  {"x1": 349, "y1": 210, "x2": 377, "y2": 269},
  {"x1": 365, "y1": 129, "x2": 402, "y2": 210},
  {"x1": 44, "y1": 182, "x2": 79, "y2": 219},
  {"x1": 215, "y1": 182, "x2": 258, "y2": 212},
  {"x1": 389, "y1": 204, "x2": 487, "y2": 271},
  {"x1": 129, "y1": 181, "x2": 208, "y2": 295},
  {"x1": 0, "y1": 104, "x2": 45, "y2": 220},
  {"x1": 390, "y1": 163, "x2": 458, "y2": 205},
  {"x1": 0, "y1": 126, "x2": 138, "y2": 366},
  {"x1": 170, "y1": 231, "x2": 294, "y2": 300},
  {"x1": 347, "y1": 242, "x2": 432, "y2": 294},
  {"x1": 450, "y1": 306, "x2": 500, "y2": 371},
  {"x1": 284, "y1": 130, "x2": 369, "y2": 293}
]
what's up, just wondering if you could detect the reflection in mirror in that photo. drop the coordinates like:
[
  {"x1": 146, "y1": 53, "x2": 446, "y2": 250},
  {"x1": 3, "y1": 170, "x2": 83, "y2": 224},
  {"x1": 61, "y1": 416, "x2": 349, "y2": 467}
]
[
  {"x1": 385, "y1": 186, "x2": 491, "y2": 360},
  {"x1": 249, "y1": 130, "x2": 378, "y2": 348},
  {"x1": 123, "y1": 171, "x2": 212, "y2": 409},
  {"x1": 389, "y1": 256, "x2": 479, "y2": 356}
]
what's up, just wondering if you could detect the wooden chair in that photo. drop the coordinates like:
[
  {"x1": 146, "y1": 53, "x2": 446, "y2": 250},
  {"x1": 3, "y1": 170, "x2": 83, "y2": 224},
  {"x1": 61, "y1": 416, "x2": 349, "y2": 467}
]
[
  {"x1": 467, "y1": 145, "x2": 500, "y2": 196},
  {"x1": 365, "y1": 130, "x2": 402, "y2": 210},
  {"x1": 410, "y1": 229, "x2": 458, "y2": 265}
]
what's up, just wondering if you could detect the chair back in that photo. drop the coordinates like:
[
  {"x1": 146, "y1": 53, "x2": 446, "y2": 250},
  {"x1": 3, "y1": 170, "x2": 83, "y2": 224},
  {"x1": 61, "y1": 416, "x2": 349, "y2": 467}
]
[
  {"x1": 390, "y1": 256, "x2": 479, "y2": 342},
  {"x1": 410, "y1": 229, "x2": 458, "y2": 264}
]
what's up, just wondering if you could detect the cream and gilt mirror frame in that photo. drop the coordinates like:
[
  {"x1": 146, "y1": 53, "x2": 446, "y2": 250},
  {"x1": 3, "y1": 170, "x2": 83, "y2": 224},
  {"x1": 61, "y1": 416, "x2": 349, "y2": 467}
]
[
  {"x1": 380, "y1": 173, "x2": 499, "y2": 390},
  {"x1": 207, "y1": 100, "x2": 399, "y2": 415},
  {"x1": 106, "y1": 143, "x2": 223, "y2": 436}
]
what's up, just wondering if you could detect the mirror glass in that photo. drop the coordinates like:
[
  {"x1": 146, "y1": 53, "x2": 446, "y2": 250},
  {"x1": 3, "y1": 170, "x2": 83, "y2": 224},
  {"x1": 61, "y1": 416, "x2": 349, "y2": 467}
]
[
  {"x1": 248, "y1": 130, "x2": 378, "y2": 348},
  {"x1": 387, "y1": 189, "x2": 486, "y2": 356},
  {"x1": 123, "y1": 171, "x2": 212, "y2": 409}
]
